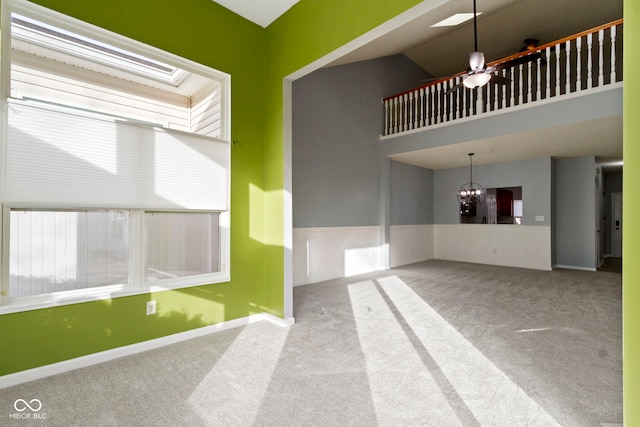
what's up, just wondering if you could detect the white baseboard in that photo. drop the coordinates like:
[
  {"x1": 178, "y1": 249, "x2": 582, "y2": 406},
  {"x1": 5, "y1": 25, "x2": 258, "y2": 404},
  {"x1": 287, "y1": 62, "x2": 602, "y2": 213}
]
[
  {"x1": 554, "y1": 264, "x2": 598, "y2": 272},
  {"x1": 0, "y1": 313, "x2": 294, "y2": 389}
]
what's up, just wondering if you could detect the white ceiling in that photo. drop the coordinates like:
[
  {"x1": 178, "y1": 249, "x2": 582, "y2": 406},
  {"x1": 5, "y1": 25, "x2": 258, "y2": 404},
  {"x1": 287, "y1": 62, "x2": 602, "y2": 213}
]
[
  {"x1": 212, "y1": 0, "x2": 624, "y2": 170},
  {"x1": 212, "y1": 0, "x2": 300, "y2": 28}
]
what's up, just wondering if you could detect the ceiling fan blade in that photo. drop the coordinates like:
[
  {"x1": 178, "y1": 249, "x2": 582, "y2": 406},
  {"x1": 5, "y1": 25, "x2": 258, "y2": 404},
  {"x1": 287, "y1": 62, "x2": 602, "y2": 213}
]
[
  {"x1": 489, "y1": 73, "x2": 510, "y2": 85},
  {"x1": 469, "y1": 51, "x2": 486, "y2": 71},
  {"x1": 421, "y1": 76, "x2": 447, "y2": 83},
  {"x1": 445, "y1": 81, "x2": 465, "y2": 95},
  {"x1": 494, "y1": 51, "x2": 547, "y2": 71}
]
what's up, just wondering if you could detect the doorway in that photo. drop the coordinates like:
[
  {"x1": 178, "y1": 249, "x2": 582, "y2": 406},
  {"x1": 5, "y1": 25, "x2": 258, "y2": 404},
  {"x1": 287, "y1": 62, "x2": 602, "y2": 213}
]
[{"x1": 612, "y1": 192, "x2": 622, "y2": 258}]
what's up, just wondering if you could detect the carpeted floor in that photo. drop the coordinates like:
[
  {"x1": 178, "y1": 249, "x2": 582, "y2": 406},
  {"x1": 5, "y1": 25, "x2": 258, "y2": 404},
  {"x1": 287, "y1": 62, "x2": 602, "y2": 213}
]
[
  {"x1": 0, "y1": 260, "x2": 622, "y2": 426},
  {"x1": 598, "y1": 257, "x2": 622, "y2": 273}
]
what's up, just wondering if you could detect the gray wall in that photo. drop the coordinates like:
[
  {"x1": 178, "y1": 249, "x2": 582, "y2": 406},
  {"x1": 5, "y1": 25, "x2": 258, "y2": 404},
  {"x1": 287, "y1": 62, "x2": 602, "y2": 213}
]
[
  {"x1": 292, "y1": 55, "x2": 428, "y2": 228},
  {"x1": 554, "y1": 156, "x2": 597, "y2": 269},
  {"x1": 390, "y1": 160, "x2": 433, "y2": 225},
  {"x1": 433, "y1": 157, "x2": 552, "y2": 226}
]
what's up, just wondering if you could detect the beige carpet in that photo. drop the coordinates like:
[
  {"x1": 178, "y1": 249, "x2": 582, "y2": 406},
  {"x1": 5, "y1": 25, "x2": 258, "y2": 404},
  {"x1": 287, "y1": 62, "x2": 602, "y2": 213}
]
[{"x1": 0, "y1": 260, "x2": 622, "y2": 426}]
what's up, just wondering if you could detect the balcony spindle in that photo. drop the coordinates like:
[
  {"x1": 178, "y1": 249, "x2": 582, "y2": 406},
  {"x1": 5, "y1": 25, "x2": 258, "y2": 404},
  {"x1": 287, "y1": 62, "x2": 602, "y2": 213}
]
[
  {"x1": 518, "y1": 63, "x2": 524, "y2": 104},
  {"x1": 611, "y1": 25, "x2": 617, "y2": 82},
  {"x1": 526, "y1": 61, "x2": 532, "y2": 103},
  {"x1": 383, "y1": 99, "x2": 389, "y2": 135},
  {"x1": 442, "y1": 82, "x2": 448, "y2": 122},
  {"x1": 565, "y1": 40, "x2": 571, "y2": 94},
  {"x1": 402, "y1": 93, "x2": 408, "y2": 131},
  {"x1": 409, "y1": 91, "x2": 416, "y2": 129},
  {"x1": 587, "y1": 33, "x2": 593, "y2": 89},
  {"x1": 598, "y1": 29, "x2": 605, "y2": 86},
  {"x1": 483, "y1": 84, "x2": 489, "y2": 112},
  {"x1": 576, "y1": 37, "x2": 582, "y2": 91},
  {"x1": 510, "y1": 67, "x2": 516, "y2": 107},
  {"x1": 555, "y1": 44, "x2": 561, "y2": 95},
  {"x1": 393, "y1": 97, "x2": 399, "y2": 134},
  {"x1": 460, "y1": 77, "x2": 467, "y2": 117},
  {"x1": 536, "y1": 57, "x2": 542, "y2": 101},
  {"x1": 428, "y1": 84, "x2": 434, "y2": 125},
  {"x1": 502, "y1": 69, "x2": 508, "y2": 109},
  {"x1": 435, "y1": 83, "x2": 441, "y2": 124},
  {"x1": 415, "y1": 89, "x2": 420, "y2": 127},
  {"x1": 452, "y1": 83, "x2": 458, "y2": 120},
  {"x1": 447, "y1": 80, "x2": 456, "y2": 121},
  {"x1": 397, "y1": 100, "x2": 400, "y2": 133},
  {"x1": 546, "y1": 46, "x2": 551, "y2": 99}
]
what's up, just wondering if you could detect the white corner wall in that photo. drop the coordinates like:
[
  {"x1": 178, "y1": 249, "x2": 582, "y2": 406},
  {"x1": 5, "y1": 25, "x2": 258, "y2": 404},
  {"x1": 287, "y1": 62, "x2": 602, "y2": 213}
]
[
  {"x1": 434, "y1": 224, "x2": 552, "y2": 271},
  {"x1": 389, "y1": 224, "x2": 434, "y2": 268},
  {"x1": 293, "y1": 226, "x2": 384, "y2": 286}
]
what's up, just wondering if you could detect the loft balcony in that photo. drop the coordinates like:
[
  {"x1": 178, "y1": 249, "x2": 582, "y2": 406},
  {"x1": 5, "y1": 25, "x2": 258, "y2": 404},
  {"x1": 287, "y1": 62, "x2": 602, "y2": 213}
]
[{"x1": 381, "y1": 19, "x2": 623, "y2": 138}]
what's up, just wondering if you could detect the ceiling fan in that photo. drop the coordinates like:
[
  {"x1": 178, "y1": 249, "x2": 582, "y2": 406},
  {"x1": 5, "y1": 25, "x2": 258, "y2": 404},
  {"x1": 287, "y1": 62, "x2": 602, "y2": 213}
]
[
  {"x1": 447, "y1": 0, "x2": 510, "y2": 93},
  {"x1": 421, "y1": 0, "x2": 546, "y2": 94}
]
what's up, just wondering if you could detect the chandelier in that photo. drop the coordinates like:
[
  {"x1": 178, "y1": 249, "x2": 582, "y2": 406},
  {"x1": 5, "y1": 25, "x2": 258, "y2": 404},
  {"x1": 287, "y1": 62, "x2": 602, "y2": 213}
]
[{"x1": 457, "y1": 153, "x2": 485, "y2": 212}]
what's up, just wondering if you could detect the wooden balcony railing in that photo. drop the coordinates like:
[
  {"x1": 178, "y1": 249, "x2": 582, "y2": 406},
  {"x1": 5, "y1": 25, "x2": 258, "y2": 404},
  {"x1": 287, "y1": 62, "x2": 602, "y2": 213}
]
[{"x1": 382, "y1": 19, "x2": 623, "y2": 137}]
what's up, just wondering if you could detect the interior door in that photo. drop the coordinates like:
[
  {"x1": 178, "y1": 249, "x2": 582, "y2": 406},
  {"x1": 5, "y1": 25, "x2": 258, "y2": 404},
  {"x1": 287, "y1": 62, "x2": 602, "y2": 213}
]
[{"x1": 612, "y1": 192, "x2": 622, "y2": 258}]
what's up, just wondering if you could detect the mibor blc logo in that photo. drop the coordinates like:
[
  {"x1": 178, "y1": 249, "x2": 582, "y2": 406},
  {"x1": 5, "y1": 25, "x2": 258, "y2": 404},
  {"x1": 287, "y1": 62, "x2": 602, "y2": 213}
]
[{"x1": 9, "y1": 398, "x2": 46, "y2": 420}]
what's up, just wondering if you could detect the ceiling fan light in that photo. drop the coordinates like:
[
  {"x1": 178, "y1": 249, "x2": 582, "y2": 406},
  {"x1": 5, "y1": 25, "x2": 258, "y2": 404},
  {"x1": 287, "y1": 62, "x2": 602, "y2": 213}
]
[
  {"x1": 463, "y1": 72, "x2": 492, "y2": 89},
  {"x1": 468, "y1": 51, "x2": 485, "y2": 71}
]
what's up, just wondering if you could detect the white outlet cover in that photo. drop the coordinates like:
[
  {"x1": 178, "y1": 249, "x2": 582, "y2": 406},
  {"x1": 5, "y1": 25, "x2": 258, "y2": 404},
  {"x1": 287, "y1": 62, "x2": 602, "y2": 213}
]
[
  {"x1": 535, "y1": 216, "x2": 545, "y2": 221},
  {"x1": 146, "y1": 300, "x2": 157, "y2": 315}
]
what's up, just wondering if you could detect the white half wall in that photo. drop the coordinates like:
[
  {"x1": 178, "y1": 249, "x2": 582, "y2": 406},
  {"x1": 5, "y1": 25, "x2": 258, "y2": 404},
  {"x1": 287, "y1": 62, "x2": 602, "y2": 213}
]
[
  {"x1": 389, "y1": 224, "x2": 434, "y2": 268},
  {"x1": 293, "y1": 226, "x2": 384, "y2": 286},
  {"x1": 293, "y1": 224, "x2": 551, "y2": 286},
  {"x1": 434, "y1": 224, "x2": 552, "y2": 271}
]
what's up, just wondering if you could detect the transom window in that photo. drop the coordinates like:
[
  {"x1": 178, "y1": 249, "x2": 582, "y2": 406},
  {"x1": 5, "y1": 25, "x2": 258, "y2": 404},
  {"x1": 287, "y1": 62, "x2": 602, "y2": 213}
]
[{"x1": 0, "y1": 0, "x2": 231, "y2": 312}]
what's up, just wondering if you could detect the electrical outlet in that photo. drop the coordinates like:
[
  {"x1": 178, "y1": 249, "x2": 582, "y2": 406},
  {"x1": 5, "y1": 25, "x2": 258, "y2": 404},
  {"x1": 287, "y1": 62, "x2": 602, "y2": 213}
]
[{"x1": 146, "y1": 300, "x2": 157, "y2": 315}]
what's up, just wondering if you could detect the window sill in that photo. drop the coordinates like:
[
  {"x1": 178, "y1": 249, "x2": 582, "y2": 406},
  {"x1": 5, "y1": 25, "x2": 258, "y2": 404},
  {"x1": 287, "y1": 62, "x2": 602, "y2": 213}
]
[{"x1": 0, "y1": 272, "x2": 230, "y2": 315}]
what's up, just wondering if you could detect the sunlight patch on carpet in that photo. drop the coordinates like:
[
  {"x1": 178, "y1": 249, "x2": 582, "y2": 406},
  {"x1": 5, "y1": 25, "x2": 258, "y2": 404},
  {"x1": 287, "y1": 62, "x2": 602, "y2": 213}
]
[{"x1": 188, "y1": 322, "x2": 289, "y2": 425}]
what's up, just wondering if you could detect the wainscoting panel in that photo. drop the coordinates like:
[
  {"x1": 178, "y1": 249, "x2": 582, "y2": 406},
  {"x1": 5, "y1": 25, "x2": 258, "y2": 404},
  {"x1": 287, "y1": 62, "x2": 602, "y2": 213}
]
[
  {"x1": 293, "y1": 226, "x2": 383, "y2": 286},
  {"x1": 434, "y1": 224, "x2": 552, "y2": 270},
  {"x1": 389, "y1": 224, "x2": 434, "y2": 268}
]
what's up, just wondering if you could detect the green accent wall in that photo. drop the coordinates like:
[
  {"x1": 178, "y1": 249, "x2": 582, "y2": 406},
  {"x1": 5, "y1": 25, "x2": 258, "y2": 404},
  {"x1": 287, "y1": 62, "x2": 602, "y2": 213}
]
[
  {"x1": 0, "y1": 0, "x2": 269, "y2": 376},
  {"x1": 0, "y1": 0, "x2": 423, "y2": 376},
  {"x1": 624, "y1": 0, "x2": 639, "y2": 423}
]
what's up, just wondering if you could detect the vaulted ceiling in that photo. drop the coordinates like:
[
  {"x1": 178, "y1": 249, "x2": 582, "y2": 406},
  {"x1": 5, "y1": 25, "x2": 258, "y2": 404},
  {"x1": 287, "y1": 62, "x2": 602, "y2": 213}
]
[
  {"x1": 215, "y1": 0, "x2": 621, "y2": 78},
  {"x1": 216, "y1": 0, "x2": 624, "y2": 171}
]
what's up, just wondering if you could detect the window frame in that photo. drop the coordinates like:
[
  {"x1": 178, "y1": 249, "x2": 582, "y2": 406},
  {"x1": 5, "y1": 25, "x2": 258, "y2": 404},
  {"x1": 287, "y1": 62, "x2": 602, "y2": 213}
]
[{"x1": 0, "y1": 0, "x2": 231, "y2": 314}]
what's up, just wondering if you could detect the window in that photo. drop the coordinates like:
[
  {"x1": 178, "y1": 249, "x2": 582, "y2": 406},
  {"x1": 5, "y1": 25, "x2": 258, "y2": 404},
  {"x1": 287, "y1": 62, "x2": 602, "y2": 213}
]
[
  {"x1": 0, "y1": 0, "x2": 230, "y2": 312},
  {"x1": 9, "y1": 210, "x2": 130, "y2": 299},
  {"x1": 144, "y1": 212, "x2": 221, "y2": 282}
]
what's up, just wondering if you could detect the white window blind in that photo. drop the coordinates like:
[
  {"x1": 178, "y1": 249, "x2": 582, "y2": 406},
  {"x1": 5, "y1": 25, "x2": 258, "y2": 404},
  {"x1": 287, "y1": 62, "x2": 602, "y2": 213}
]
[
  {"x1": 144, "y1": 212, "x2": 220, "y2": 282},
  {"x1": 9, "y1": 210, "x2": 129, "y2": 298},
  {"x1": 5, "y1": 99, "x2": 229, "y2": 211}
]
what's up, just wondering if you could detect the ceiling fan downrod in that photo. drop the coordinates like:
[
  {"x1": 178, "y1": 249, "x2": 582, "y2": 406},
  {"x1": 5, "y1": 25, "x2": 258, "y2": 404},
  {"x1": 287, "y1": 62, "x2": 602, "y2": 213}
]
[{"x1": 473, "y1": 0, "x2": 478, "y2": 52}]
